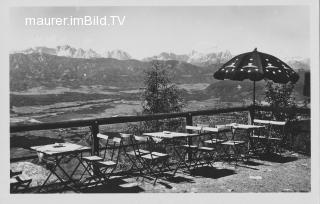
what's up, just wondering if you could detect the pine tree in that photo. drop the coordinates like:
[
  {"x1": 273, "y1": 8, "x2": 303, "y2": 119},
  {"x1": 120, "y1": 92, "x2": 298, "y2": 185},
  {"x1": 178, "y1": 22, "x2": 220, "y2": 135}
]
[{"x1": 141, "y1": 60, "x2": 184, "y2": 131}]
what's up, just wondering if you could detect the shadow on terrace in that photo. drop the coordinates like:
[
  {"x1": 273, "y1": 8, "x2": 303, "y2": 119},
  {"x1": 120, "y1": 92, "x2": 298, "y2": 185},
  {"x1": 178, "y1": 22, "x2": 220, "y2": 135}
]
[{"x1": 10, "y1": 105, "x2": 311, "y2": 193}]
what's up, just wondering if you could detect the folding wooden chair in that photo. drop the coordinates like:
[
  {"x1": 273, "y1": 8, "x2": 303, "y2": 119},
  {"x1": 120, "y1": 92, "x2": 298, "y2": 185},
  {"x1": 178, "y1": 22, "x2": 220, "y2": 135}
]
[
  {"x1": 249, "y1": 119, "x2": 270, "y2": 155},
  {"x1": 10, "y1": 170, "x2": 32, "y2": 193},
  {"x1": 267, "y1": 120, "x2": 287, "y2": 155},
  {"x1": 251, "y1": 119, "x2": 287, "y2": 156},
  {"x1": 219, "y1": 126, "x2": 246, "y2": 167},
  {"x1": 126, "y1": 135, "x2": 150, "y2": 176},
  {"x1": 80, "y1": 133, "x2": 120, "y2": 186},
  {"x1": 184, "y1": 125, "x2": 218, "y2": 168},
  {"x1": 202, "y1": 126, "x2": 230, "y2": 161},
  {"x1": 130, "y1": 135, "x2": 170, "y2": 185},
  {"x1": 179, "y1": 140, "x2": 200, "y2": 171},
  {"x1": 94, "y1": 136, "x2": 122, "y2": 185},
  {"x1": 79, "y1": 133, "x2": 107, "y2": 185}
]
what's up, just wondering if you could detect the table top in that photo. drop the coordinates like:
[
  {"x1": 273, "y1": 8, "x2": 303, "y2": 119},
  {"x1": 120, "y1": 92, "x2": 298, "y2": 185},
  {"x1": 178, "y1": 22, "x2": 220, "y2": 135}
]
[
  {"x1": 30, "y1": 142, "x2": 91, "y2": 156},
  {"x1": 226, "y1": 123, "x2": 265, "y2": 130},
  {"x1": 253, "y1": 119, "x2": 286, "y2": 126},
  {"x1": 186, "y1": 125, "x2": 231, "y2": 133},
  {"x1": 143, "y1": 131, "x2": 198, "y2": 139},
  {"x1": 202, "y1": 126, "x2": 231, "y2": 132}
]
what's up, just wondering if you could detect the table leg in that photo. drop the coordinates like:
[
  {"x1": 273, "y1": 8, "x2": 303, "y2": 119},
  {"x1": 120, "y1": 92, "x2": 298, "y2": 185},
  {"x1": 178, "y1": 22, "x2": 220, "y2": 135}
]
[
  {"x1": 37, "y1": 156, "x2": 65, "y2": 192},
  {"x1": 69, "y1": 155, "x2": 83, "y2": 179},
  {"x1": 172, "y1": 145, "x2": 192, "y2": 176},
  {"x1": 246, "y1": 129, "x2": 251, "y2": 161}
]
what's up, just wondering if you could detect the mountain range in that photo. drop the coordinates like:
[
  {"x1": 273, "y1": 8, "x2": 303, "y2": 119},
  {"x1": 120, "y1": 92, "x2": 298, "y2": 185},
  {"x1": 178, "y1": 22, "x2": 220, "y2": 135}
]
[
  {"x1": 142, "y1": 49, "x2": 233, "y2": 66},
  {"x1": 14, "y1": 45, "x2": 131, "y2": 60},
  {"x1": 13, "y1": 45, "x2": 233, "y2": 66},
  {"x1": 10, "y1": 44, "x2": 309, "y2": 104},
  {"x1": 10, "y1": 52, "x2": 308, "y2": 103},
  {"x1": 9, "y1": 52, "x2": 218, "y2": 91},
  {"x1": 14, "y1": 45, "x2": 310, "y2": 69}
]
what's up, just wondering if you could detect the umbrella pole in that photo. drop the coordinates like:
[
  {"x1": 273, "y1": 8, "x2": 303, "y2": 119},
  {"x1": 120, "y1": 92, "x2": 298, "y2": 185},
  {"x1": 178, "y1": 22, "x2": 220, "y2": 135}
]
[
  {"x1": 253, "y1": 81, "x2": 256, "y2": 107},
  {"x1": 252, "y1": 81, "x2": 256, "y2": 123}
]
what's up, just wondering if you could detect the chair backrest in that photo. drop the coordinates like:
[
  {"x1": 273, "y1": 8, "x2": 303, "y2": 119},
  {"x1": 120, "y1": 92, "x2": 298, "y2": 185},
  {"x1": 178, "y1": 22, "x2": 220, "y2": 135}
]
[
  {"x1": 186, "y1": 125, "x2": 203, "y2": 131},
  {"x1": 216, "y1": 125, "x2": 231, "y2": 131},
  {"x1": 134, "y1": 135, "x2": 148, "y2": 142},
  {"x1": 101, "y1": 137, "x2": 123, "y2": 162},
  {"x1": 120, "y1": 133, "x2": 132, "y2": 138},
  {"x1": 130, "y1": 135, "x2": 151, "y2": 156},
  {"x1": 97, "y1": 133, "x2": 109, "y2": 141},
  {"x1": 112, "y1": 137, "x2": 122, "y2": 144},
  {"x1": 148, "y1": 137, "x2": 163, "y2": 144}
]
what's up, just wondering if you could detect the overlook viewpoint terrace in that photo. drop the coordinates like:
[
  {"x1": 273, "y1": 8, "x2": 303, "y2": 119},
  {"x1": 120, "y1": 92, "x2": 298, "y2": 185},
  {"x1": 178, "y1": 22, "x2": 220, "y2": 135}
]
[{"x1": 10, "y1": 105, "x2": 310, "y2": 193}]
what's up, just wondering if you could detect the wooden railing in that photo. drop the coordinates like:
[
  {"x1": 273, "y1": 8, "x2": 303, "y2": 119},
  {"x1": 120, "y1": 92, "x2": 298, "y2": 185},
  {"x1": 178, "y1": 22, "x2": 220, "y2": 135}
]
[{"x1": 10, "y1": 105, "x2": 310, "y2": 162}]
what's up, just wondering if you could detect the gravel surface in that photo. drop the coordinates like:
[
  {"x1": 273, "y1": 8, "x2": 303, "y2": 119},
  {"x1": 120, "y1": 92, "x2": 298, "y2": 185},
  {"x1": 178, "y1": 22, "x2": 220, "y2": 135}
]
[{"x1": 10, "y1": 151, "x2": 310, "y2": 193}]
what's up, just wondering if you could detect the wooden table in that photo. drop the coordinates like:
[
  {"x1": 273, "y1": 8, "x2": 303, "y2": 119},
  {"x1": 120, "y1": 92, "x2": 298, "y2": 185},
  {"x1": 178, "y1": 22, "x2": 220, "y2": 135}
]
[
  {"x1": 31, "y1": 142, "x2": 90, "y2": 192},
  {"x1": 143, "y1": 131, "x2": 198, "y2": 139}
]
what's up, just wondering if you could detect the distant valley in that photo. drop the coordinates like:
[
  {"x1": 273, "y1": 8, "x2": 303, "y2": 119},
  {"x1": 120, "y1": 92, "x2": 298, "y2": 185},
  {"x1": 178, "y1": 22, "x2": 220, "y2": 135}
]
[{"x1": 9, "y1": 47, "x2": 310, "y2": 124}]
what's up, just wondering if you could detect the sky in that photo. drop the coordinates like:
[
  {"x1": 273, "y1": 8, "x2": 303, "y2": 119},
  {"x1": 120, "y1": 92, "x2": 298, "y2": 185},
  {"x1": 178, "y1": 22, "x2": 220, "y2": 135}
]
[{"x1": 9, "y1": 6, "x2": 310, "y2": 60}]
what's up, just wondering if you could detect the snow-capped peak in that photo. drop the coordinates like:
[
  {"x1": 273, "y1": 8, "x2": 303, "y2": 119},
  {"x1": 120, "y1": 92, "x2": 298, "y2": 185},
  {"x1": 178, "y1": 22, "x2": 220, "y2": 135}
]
[
  {"x1": 103, "y1": 49, "x2": 131, "y2": 60},
  {"x1": 56, "y1": 45, "x2": 77, "y2": 57},
  {"x1": 142, "y1": 49, "x2": 232, "y2": 66},
  {"x1": 13, "y1": 46, "x2": 134, "y2": 60},
  {"x1": 14, "y1": 45, "x2": 108, "y2": 59}
]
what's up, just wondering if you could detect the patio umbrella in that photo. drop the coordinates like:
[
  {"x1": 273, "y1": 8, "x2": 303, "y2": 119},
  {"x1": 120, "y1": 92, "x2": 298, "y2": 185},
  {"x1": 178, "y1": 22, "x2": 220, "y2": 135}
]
[{"x1": 213, "y1": 48, "x2": 299, "y2": 106}]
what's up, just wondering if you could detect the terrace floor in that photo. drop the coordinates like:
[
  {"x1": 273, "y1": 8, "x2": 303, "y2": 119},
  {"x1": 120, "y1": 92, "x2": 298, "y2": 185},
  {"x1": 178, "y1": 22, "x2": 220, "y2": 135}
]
[{"x1": 11, "y1": 151, "x2": 310, "y2": 193}]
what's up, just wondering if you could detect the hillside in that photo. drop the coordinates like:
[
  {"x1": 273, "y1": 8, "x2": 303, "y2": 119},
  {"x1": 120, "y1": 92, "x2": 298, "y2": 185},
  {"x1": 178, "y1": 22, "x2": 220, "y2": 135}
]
[
  {"x1": 10, "y1": 52, "x2": 308, "y2": 104},
  {"x1": 10, "y1": 53, "x2": 218, "y2": 91}
]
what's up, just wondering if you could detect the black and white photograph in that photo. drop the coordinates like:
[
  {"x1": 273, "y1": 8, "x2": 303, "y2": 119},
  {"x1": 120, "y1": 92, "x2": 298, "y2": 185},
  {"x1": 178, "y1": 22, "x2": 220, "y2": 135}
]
[{"x1": 1, "y1": 0, "x2": 319, "y2": 203}]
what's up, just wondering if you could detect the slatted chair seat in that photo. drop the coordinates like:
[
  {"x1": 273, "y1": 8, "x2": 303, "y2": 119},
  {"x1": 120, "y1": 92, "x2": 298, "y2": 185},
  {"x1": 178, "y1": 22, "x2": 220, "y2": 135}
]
[
  {"x1": 127, "y1": 149, "x2": 149, "y2": 156},
  {"x1": 10, "y1": 174, "x2": 32, "y2": 193},
  {"x1": 141, "y1": 152, "x2": 168, "y2": 160},
  {"x1": 268, "y1": 137, "x2": 282, "y2": 141},
  {"x1": 151, "y1": 152, "x2": 169, "y2": 157},
  {"x1": 10, "y1": 170, "x2": 22, "y2": 177},
  {"x1": 10, "y1": 177, "x2": 19, "y2": 185},
  {"x1": 17, "y1": 174, "x2": 31, "y2": 181},
  {"x1": 250, "y1": 135, "x2": 267, "y2": 139},
  {"x1": 82, "y1": 155, "x2": 104, "y2": 161},
  {"x1": 97, "y1": 160, "x2": 117, "y2": 167},
  {"x1": 180, "y1": 144, "x2": 198, "y2": 149},
  {"x1": 221, "y1": 140, "x2": 246, "y2": 145},
  {"x1": 141, "y1": 154, "x2": 161, "y2": 160},
  {"x1": 204, "y1": 139, "x2": 225, "y2": 144},
  {"x1": 197, "y1": 146, "x2": 215, "y2": 152}
]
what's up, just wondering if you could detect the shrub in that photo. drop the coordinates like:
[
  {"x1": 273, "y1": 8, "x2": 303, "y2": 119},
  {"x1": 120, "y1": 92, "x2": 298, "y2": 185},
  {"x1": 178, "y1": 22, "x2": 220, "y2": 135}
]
[{"x1": 264, "y1": 81, "x2": 297, "y2": 121}]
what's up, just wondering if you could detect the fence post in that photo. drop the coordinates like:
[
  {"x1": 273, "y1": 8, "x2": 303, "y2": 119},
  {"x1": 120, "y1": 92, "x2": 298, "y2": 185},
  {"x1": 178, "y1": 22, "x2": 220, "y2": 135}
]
[
  {"x1": 248, "y1": 106, "x2": 255, "y2": 125},
  {"x1": 186, "y1": 113, "x2": 193, "y2": 161},
  {"x1": 91, "y1": 121, "x2": 99, "y2": 156}
]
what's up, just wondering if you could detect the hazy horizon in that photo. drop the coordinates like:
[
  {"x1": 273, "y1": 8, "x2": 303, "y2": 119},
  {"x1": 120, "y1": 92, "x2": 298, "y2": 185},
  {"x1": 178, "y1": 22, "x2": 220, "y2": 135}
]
[{"x1": 10, "y1": 6, "x2": 310, "y2": 60}]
